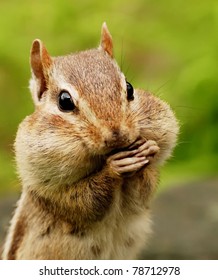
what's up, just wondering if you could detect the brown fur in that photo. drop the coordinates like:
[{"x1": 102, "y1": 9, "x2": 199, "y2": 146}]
[
  {"x1": 7, "y1": 215, "x2": 26, "y2": 260},
  {"x1": 2, "y1": 23, "x2": 179, "y2": 260}
]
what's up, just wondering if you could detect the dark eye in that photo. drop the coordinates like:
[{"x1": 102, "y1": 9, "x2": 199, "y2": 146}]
[
  {"x1": 126, "y1": 81, "x2": 134, "y2": 101},
  {"x1": 58, "y1": 91, "x2": 75, "y2": 112}
]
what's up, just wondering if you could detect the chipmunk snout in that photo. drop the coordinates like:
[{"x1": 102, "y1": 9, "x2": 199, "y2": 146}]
[{"x1": 104, "y1": 128, "x2": 132, "y2": 149}]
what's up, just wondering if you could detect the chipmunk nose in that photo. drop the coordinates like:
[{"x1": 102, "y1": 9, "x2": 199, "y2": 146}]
[
  {"x1": 112, "y1": 129, "x2": 120, "y2": 139},
  {"x1": 104, "y1": 128, "x2": 130, "y2": 149}
]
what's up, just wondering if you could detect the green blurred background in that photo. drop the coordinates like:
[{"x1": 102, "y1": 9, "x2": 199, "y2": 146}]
[
  {"x1": 1, "y1": 0, "x2": 217, "y2": 195},
  {"x1": 0, "y1": 0, "x2": 218, "y2": 259}
]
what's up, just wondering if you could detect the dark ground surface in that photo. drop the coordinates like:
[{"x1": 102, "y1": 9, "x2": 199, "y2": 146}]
[
  {"x1": 0, "y1": 177, "x2": 218, "y2": 259},
  {"x1": 141, "y1": 177, "x2": 218, "y2": 260}
]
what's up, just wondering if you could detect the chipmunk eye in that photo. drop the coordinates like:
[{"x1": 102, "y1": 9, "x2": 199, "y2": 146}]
[
  {"x1": 126, "y1": 81, "x2": 134, "y2": 101},
  {"x1": 58, "y1": 91, "x2": 75, "y2": 112}
]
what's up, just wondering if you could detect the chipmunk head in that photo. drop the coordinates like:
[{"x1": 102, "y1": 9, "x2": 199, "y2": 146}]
[
  {"x1": 29, "y1": 22, "x2": 138, "y2": 153},
  {"x1": 16, "y1": 23, "x2": 139, "y2": 188}
]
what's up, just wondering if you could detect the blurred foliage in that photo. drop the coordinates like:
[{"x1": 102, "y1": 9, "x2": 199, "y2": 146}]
[{"x1": 0, "y1": 0, "x2": 217, "y2": 195}]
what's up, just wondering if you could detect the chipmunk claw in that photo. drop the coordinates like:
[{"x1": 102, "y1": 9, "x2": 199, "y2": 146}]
[
  {"x1": 106, "y1": 139, "x2": 159, "y2": 176},
  {"x1": 107, "y1": 152, "x2": 149, "y2": 176},
  {"x1": 135, "y1": 140, "x2": 160, "y2": 160}
]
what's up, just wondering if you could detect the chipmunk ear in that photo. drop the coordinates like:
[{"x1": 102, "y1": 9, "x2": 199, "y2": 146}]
[
  {"x1": 99, "y1": 22, "x2": 113, "y2": 58},
  {"x1": 30, "y1": 39, "x2": 52, "y2": 104}
]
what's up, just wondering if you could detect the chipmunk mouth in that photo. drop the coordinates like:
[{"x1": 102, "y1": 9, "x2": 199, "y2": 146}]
[{"x1": 106, "y1": 137, "x2": 142, "y2": 156}]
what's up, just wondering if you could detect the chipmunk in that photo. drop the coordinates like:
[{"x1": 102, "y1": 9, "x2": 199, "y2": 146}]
[{"x1": 2, "y1": 23, "x2": 179, "y2": 260}]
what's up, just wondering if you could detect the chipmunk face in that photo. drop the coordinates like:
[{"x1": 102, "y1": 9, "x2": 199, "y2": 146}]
[
  {"x1": 15, "y1": 23, "x2": 140, "y2": 188},
  {"x1": 50, "y1": 48, "x2": 138, "y2": 154}
]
